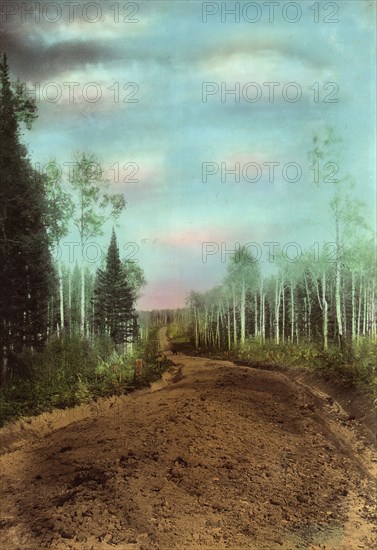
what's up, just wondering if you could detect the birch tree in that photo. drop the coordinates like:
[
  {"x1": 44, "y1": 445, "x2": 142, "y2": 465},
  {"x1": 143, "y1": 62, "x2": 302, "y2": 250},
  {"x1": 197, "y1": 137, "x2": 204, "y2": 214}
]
[
  {"x1": 44, "y1": 160, "x2": 74, "y2": 334},
  {"x1": 309, "y1": 128, "x2": 368, "y2": 347},
  {"x1": 70, "y1": 153, "x2": 126, "y2": 335},
  {"x1": 224, "y1": 246, "x2": 260, "y2": 347}
]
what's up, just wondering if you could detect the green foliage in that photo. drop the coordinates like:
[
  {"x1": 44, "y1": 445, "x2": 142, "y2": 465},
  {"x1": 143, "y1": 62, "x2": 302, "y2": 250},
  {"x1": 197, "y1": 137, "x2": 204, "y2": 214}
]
[
  {"x1": 307, "y1": 340, "x2": 377, "y2": 388},
  {"x1": 142, "y1": 327, "x2": 159, "y2": 363},
  {"x1": 185, "y1": 332, "x2": 377, "y2": 398},
  {"x1": 0, "y1": 54, "x2": 53, "y2": 364},
  {"x1": 0, "y1": 328, "x2": 172, "y2": 426},
  {"x1": 122, "y1": 260, "x2": 147, "y2": 302},
  {"x1": 139, "y1": 327, "x2": 173, "y2": 384},
  {"x1": 10, "y1": 78, "x2": 38, "y2": 130},
  {"x1": 44, "y1": 159, "x2": 74, "y2": 246},
  {"x1": 0, "y1": 55, "x2": 37, "y2": 131},
  {"x1": 93, "y1": 230, "x2": 135, "y2": 344},
  {"x1": 70, "y1": 152, "x2": 126, "y2": 243},
  {"x1": 167, "y1": 322, "x2": 190, "y2": 344}
]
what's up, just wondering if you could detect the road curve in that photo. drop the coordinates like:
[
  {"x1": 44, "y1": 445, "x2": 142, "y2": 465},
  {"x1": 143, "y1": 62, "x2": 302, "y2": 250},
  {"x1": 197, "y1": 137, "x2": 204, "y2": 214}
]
[{"x1": 0, "y1": 329, "x2": 376, "y2": 549}]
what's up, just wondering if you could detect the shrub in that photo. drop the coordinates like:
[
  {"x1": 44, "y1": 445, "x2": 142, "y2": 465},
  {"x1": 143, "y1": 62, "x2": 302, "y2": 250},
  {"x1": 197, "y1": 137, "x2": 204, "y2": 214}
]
[{"x1": 0, "y1": 329, "x2": 171, "y2": 426}]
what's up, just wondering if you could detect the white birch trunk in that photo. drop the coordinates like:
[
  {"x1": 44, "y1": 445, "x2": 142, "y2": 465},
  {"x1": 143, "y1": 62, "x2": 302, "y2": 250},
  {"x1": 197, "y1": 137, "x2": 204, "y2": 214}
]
[
  {"x1": 357, "y1": 276, "x2": 362, "y2": 343},
  {"x1": 232, "y1": 283, "x2": 237, "y2": 346},
  {"x1": 227, "y1": 303, "x2": 231, "y2": 351},
  {"x1": 254, "y1": 293, "x2": 258, "y2": 339},
  {"x1": 282, "y1": 283, "x2": 285, "y2": 343},
  {"x1": 290, "y1": 279, "x2": 295, "y2": 343},
  {"x1": 240, "y1": 277, "x2": 245, "y2": 346},
  {"x1": 80, "y1": 265, "x2": 85, "y2": 335},
  {"x1": 58, "y1": 260, "x2": 64, "y2": 333},
  {"x1": 322, "y1": 272, "x2": 328, "y2": 351},
  {"x1": 304, "y1": 275, "x2": 312, "y2": 342},
  {"x1": 275, "y1": 278, "x2": 281, "y2": 345},
  {"x1": 370, "y1": 277, "x2": 377, "y2": 339},
  {"x1": 351, "y1": 271, "x2": 356, "y2": 341},
  {"x1": 335, "y1": 218, "x2": 343, "y2": 346}
]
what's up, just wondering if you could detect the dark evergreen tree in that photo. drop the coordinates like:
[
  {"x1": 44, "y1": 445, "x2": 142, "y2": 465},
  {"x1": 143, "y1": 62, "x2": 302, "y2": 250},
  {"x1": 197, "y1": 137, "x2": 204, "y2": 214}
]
[
  {"x1": 93, "y1": 230, "x2": 135, "y2": 346},
  {"x1": 0, "y1": 53, "x2": 53, "y2": 379}
]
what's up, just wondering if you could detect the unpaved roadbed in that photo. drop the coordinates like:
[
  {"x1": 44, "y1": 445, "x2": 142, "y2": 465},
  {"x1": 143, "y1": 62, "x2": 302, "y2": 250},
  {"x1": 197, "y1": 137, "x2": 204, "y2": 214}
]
[{"x1": 0, "y1": 332, "x2": 376, "y2": 549}]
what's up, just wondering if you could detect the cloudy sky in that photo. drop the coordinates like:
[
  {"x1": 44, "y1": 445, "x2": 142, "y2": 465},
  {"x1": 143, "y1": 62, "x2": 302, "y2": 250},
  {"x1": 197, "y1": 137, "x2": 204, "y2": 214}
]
[{"x1": 1, "y1": 0, "x2": 376, "y2": 309}]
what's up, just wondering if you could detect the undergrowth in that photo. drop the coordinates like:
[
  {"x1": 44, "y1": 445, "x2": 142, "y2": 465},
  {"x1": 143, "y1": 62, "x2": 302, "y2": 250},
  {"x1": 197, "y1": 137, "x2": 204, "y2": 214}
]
[
  {"x1": 169, "y1": 332, "x2": 377, "y2": 400},
  {"x1": 0, "y1": 328, "x2": 172, "y2": 427}
]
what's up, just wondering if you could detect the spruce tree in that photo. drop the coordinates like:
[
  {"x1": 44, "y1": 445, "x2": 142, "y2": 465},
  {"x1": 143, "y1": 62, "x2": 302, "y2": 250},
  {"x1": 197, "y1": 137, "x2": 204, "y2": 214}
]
[
  {"x1": 94, "y1": 230, "x2": 135, "y2": 346},
  {"x1": 70, "y1": 152, "x2": 126, "y2": 335},
  {"x1": 0, "y1": 53, "x2": 53, "y2": 378}
]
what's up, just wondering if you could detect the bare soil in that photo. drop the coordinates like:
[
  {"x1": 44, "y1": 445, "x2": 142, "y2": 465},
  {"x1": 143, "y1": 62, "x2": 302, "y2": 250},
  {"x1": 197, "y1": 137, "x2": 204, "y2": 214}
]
[{"x1": 0, "y1": 327, "x2": 376, "y2": 549}]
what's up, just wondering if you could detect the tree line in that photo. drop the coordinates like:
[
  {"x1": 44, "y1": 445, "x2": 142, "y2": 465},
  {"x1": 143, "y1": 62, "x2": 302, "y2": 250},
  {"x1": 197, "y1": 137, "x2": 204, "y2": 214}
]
[
  {"x1": 0, "y1": 54, "x2": 144, "y2": 382},
  {"x1": 182, "y1": 132, "x2": 376, "y2": 355},
  {"x1": 185, "y1": 239, "x2": 375, "y2": 353}
]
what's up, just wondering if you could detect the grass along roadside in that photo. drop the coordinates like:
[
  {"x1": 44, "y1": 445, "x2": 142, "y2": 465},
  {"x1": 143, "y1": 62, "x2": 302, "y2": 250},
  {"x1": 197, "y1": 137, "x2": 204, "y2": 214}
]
[
  {"x1": 0, "y1": 327, "x2": 173, "y2": 427},
  {"x1": 167, "y1": 326, "x2": 377, "y2": 403}
]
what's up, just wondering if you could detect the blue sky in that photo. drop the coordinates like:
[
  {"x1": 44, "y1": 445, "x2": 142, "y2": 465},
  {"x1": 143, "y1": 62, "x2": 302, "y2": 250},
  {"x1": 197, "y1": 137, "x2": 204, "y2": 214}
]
[{"x1": 2, "y1": 0, "x2": 376, "y2": 308}]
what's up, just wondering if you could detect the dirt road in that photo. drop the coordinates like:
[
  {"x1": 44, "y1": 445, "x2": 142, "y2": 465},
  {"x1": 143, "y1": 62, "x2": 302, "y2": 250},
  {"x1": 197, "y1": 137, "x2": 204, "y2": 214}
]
[{"x1": 0, "y1": 327, "x2": 376, "y2": 549}]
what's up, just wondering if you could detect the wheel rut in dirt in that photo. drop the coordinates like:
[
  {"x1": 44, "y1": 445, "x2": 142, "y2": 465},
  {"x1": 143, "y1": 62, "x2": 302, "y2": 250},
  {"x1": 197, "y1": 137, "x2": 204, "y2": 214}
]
[{"x1": 0, "y1": 328, "x2": 376, "y2": 549}]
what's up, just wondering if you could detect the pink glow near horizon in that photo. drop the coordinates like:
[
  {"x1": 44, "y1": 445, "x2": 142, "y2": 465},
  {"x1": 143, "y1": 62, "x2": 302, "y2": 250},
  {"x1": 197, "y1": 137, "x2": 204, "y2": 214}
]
[{"x1": 137, "y1": 279, "x2": 188, "y2": 311}]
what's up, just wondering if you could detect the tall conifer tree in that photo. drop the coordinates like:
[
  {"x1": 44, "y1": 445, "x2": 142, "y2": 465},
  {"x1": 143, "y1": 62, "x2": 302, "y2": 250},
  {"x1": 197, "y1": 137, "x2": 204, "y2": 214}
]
[
  {"x1": 94, "y1": 230, "x2": 135, "y2": 346},
  {"x1": 0, "y1": 54, "x2": 53, "y2": 377}
]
